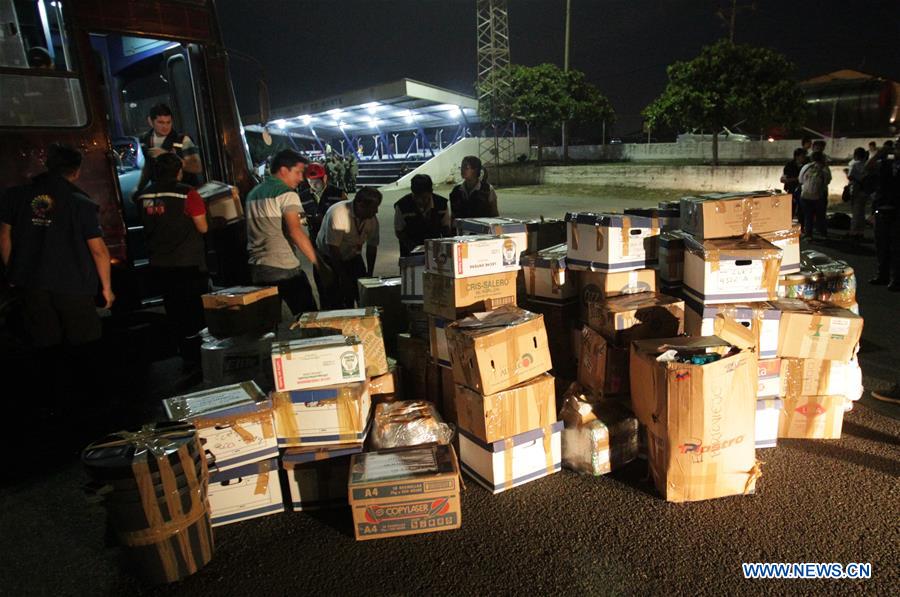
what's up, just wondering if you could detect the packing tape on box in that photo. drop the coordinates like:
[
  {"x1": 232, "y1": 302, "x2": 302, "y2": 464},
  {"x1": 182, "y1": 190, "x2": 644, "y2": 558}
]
[
  {"x1": 272, "y1": 392, "x2": 301, "y2": 442},
  {"x1": 272, "y1": 388, "x2": 362, "y2": 445},
  {"x1": 528, "y1": 264, "x2": 536, "y2": 296},
  {"x1": 781, "y1": 395, "x2": 843, "y2": 437},
  {"x1": 761, "y1": 253, "x2": 781, "y2": 299},
  {"x1": 504, "y1": 438, "x2": 515, "y2": 490},
  {"x1": 798, "y1": 313, "x2": 829, "y2": 359},
  {"x1": 550, "y1": 260, "x2": 563, "y2": 294},
  {"x1": 620, "y1": 217, "x2": 630, "y2": 257},
  {"x1": 595, "y1": 224, "x2": 603, "y2": 252},
  {"x1": 193, "y1": 409, "x2": 275, "y2": 444},
  {"x1": 254, "y1": 460, "x2": 271, "y2": 495},
  {"x1": 711, "y1": 305, "x2": 761, "y2": 351},
  {"x1": 782, "y1": 359, "x2": 832, "y2": 397},
  {"x1": 542, "y1": 424, "x2": 554, "y2": 476},
  {"x1": 741, "y1": 197, "x2": 753, "y2": 237},
  {"x1": 571, "y1": 221, "x2": 580, "y2": 250}
]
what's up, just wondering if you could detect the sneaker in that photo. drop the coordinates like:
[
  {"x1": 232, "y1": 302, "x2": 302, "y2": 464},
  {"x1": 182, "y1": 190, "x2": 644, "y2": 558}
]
[{"x1": 871, "y1": 385, "x2": 900, "y2": 404}]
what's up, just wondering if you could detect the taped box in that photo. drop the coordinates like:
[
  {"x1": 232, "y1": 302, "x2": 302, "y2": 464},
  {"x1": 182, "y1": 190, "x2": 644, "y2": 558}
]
[
  {"x1": 208, "y1": 458, "x2": 283, "y2": 527},
  {"x1": 428, "y1": 316, "x2": 451, "y2": 368},
  {"x1": 630, "y1": 336, "x2": 760, "y2": 502},
  {"x1": 778, "y1": 395, "x2": 845, "y2": 439},
  {"x1": 202, "y1": 286, "x2": 281, "y2": 339},
  {"x1": 683, "y1": 297, "x2": 781, "y2": 359},
  {"x1": 348, "y1": 444, "x2": 462, "y2": 541},
  {"x1": 565, "y1": 212, "x2": 659, "y2": 272},
  {"x1": 680, "y1": 192, "x2": 792, "y2": 239},
  {"x1": 369, "y1": 358, "x2": 400, "y2": 401},
  {"x1": 454, "y1": 372, "x2": 557, "y2": 444},
  {"x1": 423, "y1": 270, "x2": 517, "y2": 320},
  {"x1": 358, "y1": 277, "x2": 405, "y2": 353},
  {"x1": 370, "y1": 400, "x2": 454, "y2": 450},
  {"x1": 577, "y1": 326, "x2": 629, "y2": 397},
  {"x1": 198, "y1": 181, "x2": 243, "y2": 225},
  {"x1": 281, "y1": 443, "x2": 362, "y2": 511},
  {"x1": 200, "y1": 330, "x2": 275, "y2": 389},
  {"x1": 657, "y1": 230, "x2": 686, "y2": 285},
  {"x1": 272, "y1": 381, "x2": 371, "y2": 447},
  {"x1": 560, "y1": 395, "x2": 638, "y2": 475},
  {"x1": 293, "y1": 308, "x2": 389, "y2": 378},
  {"x1": 774, "y1": 299, "x2": 863, "y2": 362},
  {"x1": 455, "y1": 217, "x2": 529, "y2": 256},
  {"x1": 780, "y1": 358, "x2": 863, "y2": 402},
  {"x1": 520, "y1": 244, "x2": 577, "y2": 304},
  {"x1": 683, "y1": 235, "x2": 783, "y2": 304},
  {"x1": 756, "y1": 398, "x2": 782, "y2": 448},
  {"x1": 163, "y1": 381, "x2": 277, "y2": 471},
  {"x1": 271, "y1": 335, "x2": 366, "y2": 392},
  {"x1": 446, "y1": 306, "x2": 552, "y2": 396},
  {"x1": 577, "y1": 269, "x2": 657, "y2": 314},
  {"x1": 758, "y1": 358, "x2": 781, "y2": 398},
  {"x1": 425, "y1": 235, "x2": 521, "y2": 278},
  {"x1": 760, "y1": 225, "x2": 801, "y2": 274},
  {"x1": 400, "y1": 248, "x2": 425, "y2": 304},
  {"x1": 582, "y1": 291, "x2": 685, "y2": 348},
  {"x1": 624, "y1": 205, "x2": 680, "y2": 232},
  {"x1": 459, "y1": 421, "x2": 563, "y2": 494}
]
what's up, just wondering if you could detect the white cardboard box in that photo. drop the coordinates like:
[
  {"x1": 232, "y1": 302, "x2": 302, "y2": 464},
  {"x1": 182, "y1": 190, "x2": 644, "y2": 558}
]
[
  {"x1": 207, "y1": 458, "x2": 284, "y2": 527},
  {"x1": 163, "y1": 382, "x2": 278, "y2": 471},
  {"x1": 271, "y1": 335, "x2": 366, "y2": 392},
  {"x1": 280, "y1": 444, "x2": 362, "y2": 510},
  {"x1": 400, "y1": 249, "x2": 425, "y2": 303},
  {"x1": 520, "y1": 243, "x2": 577, "y2": 303},
  {"x1": 565, "y1": 212, "x2": 658, "y2": 272},
  {"x1": 780, "y1": 358, "x2": 863, "y2": 402},
  {"x1": 458, "y1": 421, "x2": 563, "y2": 494},
  {"x1": 682, "y1": 235, "x2": 782, "y2": 304},
  {"x1": 455, "y1": 218, "x2": 529, "y2": 257},
  {"x1": 683, "y1": 297, "x2": 782, "y2": 359},
  {"x1": 425, "y1": 235, "x2": 521, "y2": 278},
  {"x1": 756, "y1": 398, "x2": 782, "y2": 448},
  {"x1": 200, "y1": 330, "x2": 275, "y2": 388},
  {"x1": 761, "y1": 225, "x2": 801, "y2": 274},
  {"x1": 758, "y1": 358, "x2": 782, "y2": 398},
  {"x1": 272, "y1": 382, "x2": 371, "y2": 447}
]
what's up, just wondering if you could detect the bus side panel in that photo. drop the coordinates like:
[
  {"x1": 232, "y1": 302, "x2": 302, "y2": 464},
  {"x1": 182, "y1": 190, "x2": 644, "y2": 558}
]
[{"x1": 72, "y1": 0, "x2": 213, "y2": 43}]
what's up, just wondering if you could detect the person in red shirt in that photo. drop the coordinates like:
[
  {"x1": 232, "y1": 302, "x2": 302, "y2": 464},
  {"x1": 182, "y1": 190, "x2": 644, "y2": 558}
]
[{"x1": 134, "y1": 153, "x2": 209, "y2": 365}]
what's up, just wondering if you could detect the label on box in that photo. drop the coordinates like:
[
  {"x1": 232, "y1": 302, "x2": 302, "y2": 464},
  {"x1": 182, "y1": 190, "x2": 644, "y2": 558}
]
[{"x1": 829, "y1": 318, "x2": 851, "y2": 336}]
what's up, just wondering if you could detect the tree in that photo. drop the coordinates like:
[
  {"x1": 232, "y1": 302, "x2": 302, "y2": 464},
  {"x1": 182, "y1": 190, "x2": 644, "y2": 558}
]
[
  {"x1": 642, "y1": 40, "x2": 807, "y2": 165},
  {"x1": 479, "y1": 63, "x2": 615, "y2": 162}
]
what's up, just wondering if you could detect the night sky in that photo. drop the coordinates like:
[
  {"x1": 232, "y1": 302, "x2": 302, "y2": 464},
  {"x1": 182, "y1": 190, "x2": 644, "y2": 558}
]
[{"x1": 217, "y1": 0, "x2": 900, "y2": 137}]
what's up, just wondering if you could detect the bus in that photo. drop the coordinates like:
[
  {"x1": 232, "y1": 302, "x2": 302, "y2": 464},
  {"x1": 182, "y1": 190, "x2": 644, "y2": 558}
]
[{"x1": 0, "y1": 0, "x2": 258, "y2": 309}]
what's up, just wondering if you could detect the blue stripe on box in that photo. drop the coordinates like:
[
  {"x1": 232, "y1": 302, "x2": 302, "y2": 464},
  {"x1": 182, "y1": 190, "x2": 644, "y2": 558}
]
[
  {"x1": 460, "y1": 461, "x2": 561, "y2": 493},
  {"x1": 565, "y1": 257, "x2": 657, "y2": 272},
  {"x1": 281, "y1": 444, "x2": 362, "y2": 465},
  {"x1": 457, "y1": 421, "x2": 564, "y2": 453},
  {"x1": 755, "y1": 439, "x2": 778, "y2": 448},
  {"x1": 210, "y1": 457, "x2": 278, "y2": 484},
  {"x1": 437, "y1": 358, "x2": 451, "y2": 368},
  {"x1": 286, "y1": 388, "x2": 340, "y2": 403},
  {"x1": 683, "y1": 287, "x2": 769, "y2": 303},
  {"x1": 212, "y1": 448, "x2": 279, "y2": 473},
  {"x1": 211, "y1": 502, "x2": 285, "y2": 526},
  {"x1": 277, "y1": 431, "x2": 366, "y2": 446}
]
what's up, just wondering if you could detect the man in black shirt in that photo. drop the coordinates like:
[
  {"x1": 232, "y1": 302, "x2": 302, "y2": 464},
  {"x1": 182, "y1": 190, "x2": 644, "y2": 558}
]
[
  {"x1": 394, "y1": 174, "x2": 451, "y2": 257},
  {"x1": 781, "y1": 148, "x2": 807, "y2": 220},
  {"x1": 298, "y1": 162, "x2": 346, "y2": 241},
  {"x1": 870, "y1": 141, "x2": 900, "y2": 290}
]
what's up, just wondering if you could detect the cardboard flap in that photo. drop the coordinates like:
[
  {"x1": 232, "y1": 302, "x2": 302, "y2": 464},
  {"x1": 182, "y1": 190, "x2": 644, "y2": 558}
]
[
  {"x1": 633, "y1": 336, "x2": 731, "y2": 355},
  {"x1": 684, "y1": 234, "x2": 783, "y2": 259},
  {"x1": 452, "y1": 305, "x2": 537, "y2": 331}
]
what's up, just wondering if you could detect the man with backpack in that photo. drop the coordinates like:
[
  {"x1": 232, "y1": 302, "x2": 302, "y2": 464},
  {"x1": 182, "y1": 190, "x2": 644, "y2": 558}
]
[{"x1": 798, "y1": 151, "x2": 832, "y2": 240}]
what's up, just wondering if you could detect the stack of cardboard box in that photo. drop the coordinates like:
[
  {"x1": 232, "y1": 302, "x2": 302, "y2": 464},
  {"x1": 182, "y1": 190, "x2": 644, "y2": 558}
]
[{"x1": 446, "y1": 306, "x2": 561, "y2": 493}]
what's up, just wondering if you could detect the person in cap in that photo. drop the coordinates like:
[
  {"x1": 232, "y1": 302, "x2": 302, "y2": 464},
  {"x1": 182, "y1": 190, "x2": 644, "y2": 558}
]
[
  {"x1": 298, "y1": 162, "x2": 346, "y2": 241},
  {"x1": 449, "y1": 155, "x2": 499, "y2": 221},
  {"x1": 394, "y1": 174, "x2": 451, "y2": 257}
]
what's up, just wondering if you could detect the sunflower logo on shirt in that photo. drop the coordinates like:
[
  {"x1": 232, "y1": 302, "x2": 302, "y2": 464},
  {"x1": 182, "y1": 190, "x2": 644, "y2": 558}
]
[{"x1": 30, "y1": 194, "x2": 54, "y2": 226}]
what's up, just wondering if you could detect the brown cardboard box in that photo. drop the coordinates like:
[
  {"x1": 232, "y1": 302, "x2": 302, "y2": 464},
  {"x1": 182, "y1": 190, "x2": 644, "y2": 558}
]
[
  {"x1": 778, "y1": 395, "x2": 845, "y2": 439},
  {"x1": 423, "y1": 271, "x2": 518, "y2": 320},
  {"x1": 454, "y1": 373, "x2": 557, "y2": 444},
  {"x1": 439, "y1": 365, "x2": 458, "y2": 424},
  {"x1": 680, "y1": 192, "x2": 792, "y2": 239},
  {"x1": 428, "y1": 316, "x2": 452, "y2": 367},
  {"x1": 522, "y1": 299, "x2": 579, "y2": 380},
  {"x1": 583, "y1": 292, "x2": 684, "y2": 348},
  {"x1": 369, "y1": 358, "x2": 399, "y2": 399},
  {"x1": 577, "y1": 270, "x2": 657, "y2": 317},
  {"x1": 294, "y1": 308, "x2": 389, "y2": 377},
  {"x1": 348, "y1": 444, "x2": 462, "y2": 541},
  {"x1": 396, "y1": 333, "x2": 429, "y2": 401},
  {"x1": 577, "y1": 326, "x2": 629, "y2": 397},
  {"x1": 404, "y1": 304, "x2": 429, "y2": 340},
  {"x1": 358, "y1": 277, "x2": 405, "y2": 354},
  {"x1": 446, "y1": 307, "x2": 553, "y2": 395},
  {"x1": 630, "y1": 336, "x2": 760, "y2": 502},
  {"x1": 560, "y1": 397, "x2": 638, "y2": 475},
  {"x1": 202, "y1": 286, "x2": 281, "y2": 338},
  {"x1": 774, "y1": 299, "x2": 863, "y2": 361},
  {"x1": 779, "y1": 358, "x2": 862, "y2": 400}
]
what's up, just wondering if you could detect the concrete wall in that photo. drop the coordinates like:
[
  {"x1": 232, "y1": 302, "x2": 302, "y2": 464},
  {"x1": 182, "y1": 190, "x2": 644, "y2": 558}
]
[{"x1": 540, "y1": 137, "x2": 890, "y2": 164}]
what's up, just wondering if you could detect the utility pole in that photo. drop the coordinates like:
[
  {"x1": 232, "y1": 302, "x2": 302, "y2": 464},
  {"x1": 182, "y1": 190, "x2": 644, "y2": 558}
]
[{"x1": 561, "y1": 0, "x2": 571, "y2": 161}]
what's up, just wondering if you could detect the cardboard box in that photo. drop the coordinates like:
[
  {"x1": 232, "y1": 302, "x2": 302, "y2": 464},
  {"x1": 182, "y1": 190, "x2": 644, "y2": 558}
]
[
  {"x1": 577, "y1": 269, "x2": 657, "y2": 315},
  {"x1": 758, "y1": 358, "x2": 781, "y2": 398},
  {"x1": 683, "y1": 235, "x2": 783, "y2": 304},
  {"x1": 523, "y1": 299, "x2": 579, "y2": 380},
  {"x1": 459, "y1": 421, "x2": 562, "y2": 493},
  {"x1": 200, "y1": 330, "x2": 275, "y2": 389},
  {"x1": 455, "y1": 217, "x2": 528, "y2": 257},
  {"x1": 680, "y1": 192, "x2": 792, "y2": 239},
  {"x1": 565, "y1": 212, "x2": 659, "y2": 272},
  {"x1": 271, "y1": 335, "x2": 366, "y2": 392},
  {"x1": 271, "y1": 381, "x2": 371, "y2": 447},
  {"x1": 202, "y1": 286, "x2": 281, "y2": 339},
  {"x1": 428, "y1": 316, "x2": 451, "y2": 367},
  {"x1": 400, "y1": 249, "x2": 425, "y2": 303},
  {"x1": 198, "y1": 181, "x2": 243, "y2": 225},
  {"x1": 520, "y1": 244, "x2": 577, "y2": 304},
  {"x1": 560, "y1": 398, "x2": 638, "y2": 475},
  {"x1": 454, "y1": 373, "x2": 556, "y2": 444},
  {"x1": 630, "y1": 337, "x2": 760, "y2": 502},
  {"x1": 294, "y1": 308, "x2": 389, "y2": 377},
  {"x1": 358, "y1": 277, "x2": 405, "y2": 353},
  {"x1": 657, "y1": 231, "x2": 686, "y2": 284},
  {"x1": 369, "y1": 359, "x2": 400, "y2": 399},
  {"x1": 756, "y1": 398, "x2": 782, "y2": 448},
  {"x1": 683, "y1": 297, "x2": 782, "y2": 359},
  {"x1": 577, "y1": 326, "x2": 629, "y2": 397},
  {"x1": 438, "y1": 364, "x2": 458, "y2": 424},
  {"x1": 778, "y1": 395, "x2": 845, "y2": 439},
  {"x1": 423, "y1": 270, "x2": 518, "y2": 320},
  {"x1": 425, "y1": 235, "x2": 521, "y2": 278},
  {"x1": 163, "y1": 381, "x2": 277, "y2": 471},
  {"x1": 780, "y1": 358, "x2": 863, "y2": 401},
  {"x1": 207, "y1": 458, "x2": 283, "y2": 527},
  {"x1": 396, "y1": 333, "x2": 429, "y2": 400},
  {"x1": 405, "y1": 304, "x2": 429, "y2": 339},
  {"x1": 774, "y1": 299, "x2": 863, "y2": 361},
  {"x1": 760, "y1": 225, "x2": 801, "y2": 274},
  {"x1": 446, "y1": 307, "x2": 552, "y2": 395},
  {"x1": 624, "y1": 206, "x2": 680, "y2": 232},
  {"x1": 348, "y1": 445, "x2": 462, "y2": 541},
  {"x1": 370, "y1": 400, "x2": 454, "y2": 450},
  {"x1": 583, "y1": 292, "x2": 685, "y2": 348},
  {"x1": 281, "y1": 443, "x2": 362, "y2": 511}
]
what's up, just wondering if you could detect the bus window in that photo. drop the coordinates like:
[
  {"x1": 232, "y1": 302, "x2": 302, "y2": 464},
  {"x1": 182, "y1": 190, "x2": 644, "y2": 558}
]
[{"x1": 0, "y1": 0, "x2": 87, "y2": 127}]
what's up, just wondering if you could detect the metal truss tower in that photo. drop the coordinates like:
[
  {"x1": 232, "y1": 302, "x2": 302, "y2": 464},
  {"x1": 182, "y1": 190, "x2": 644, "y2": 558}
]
[{"x1": 476, "y1": 0, "x2": 515, "y2": 177}]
